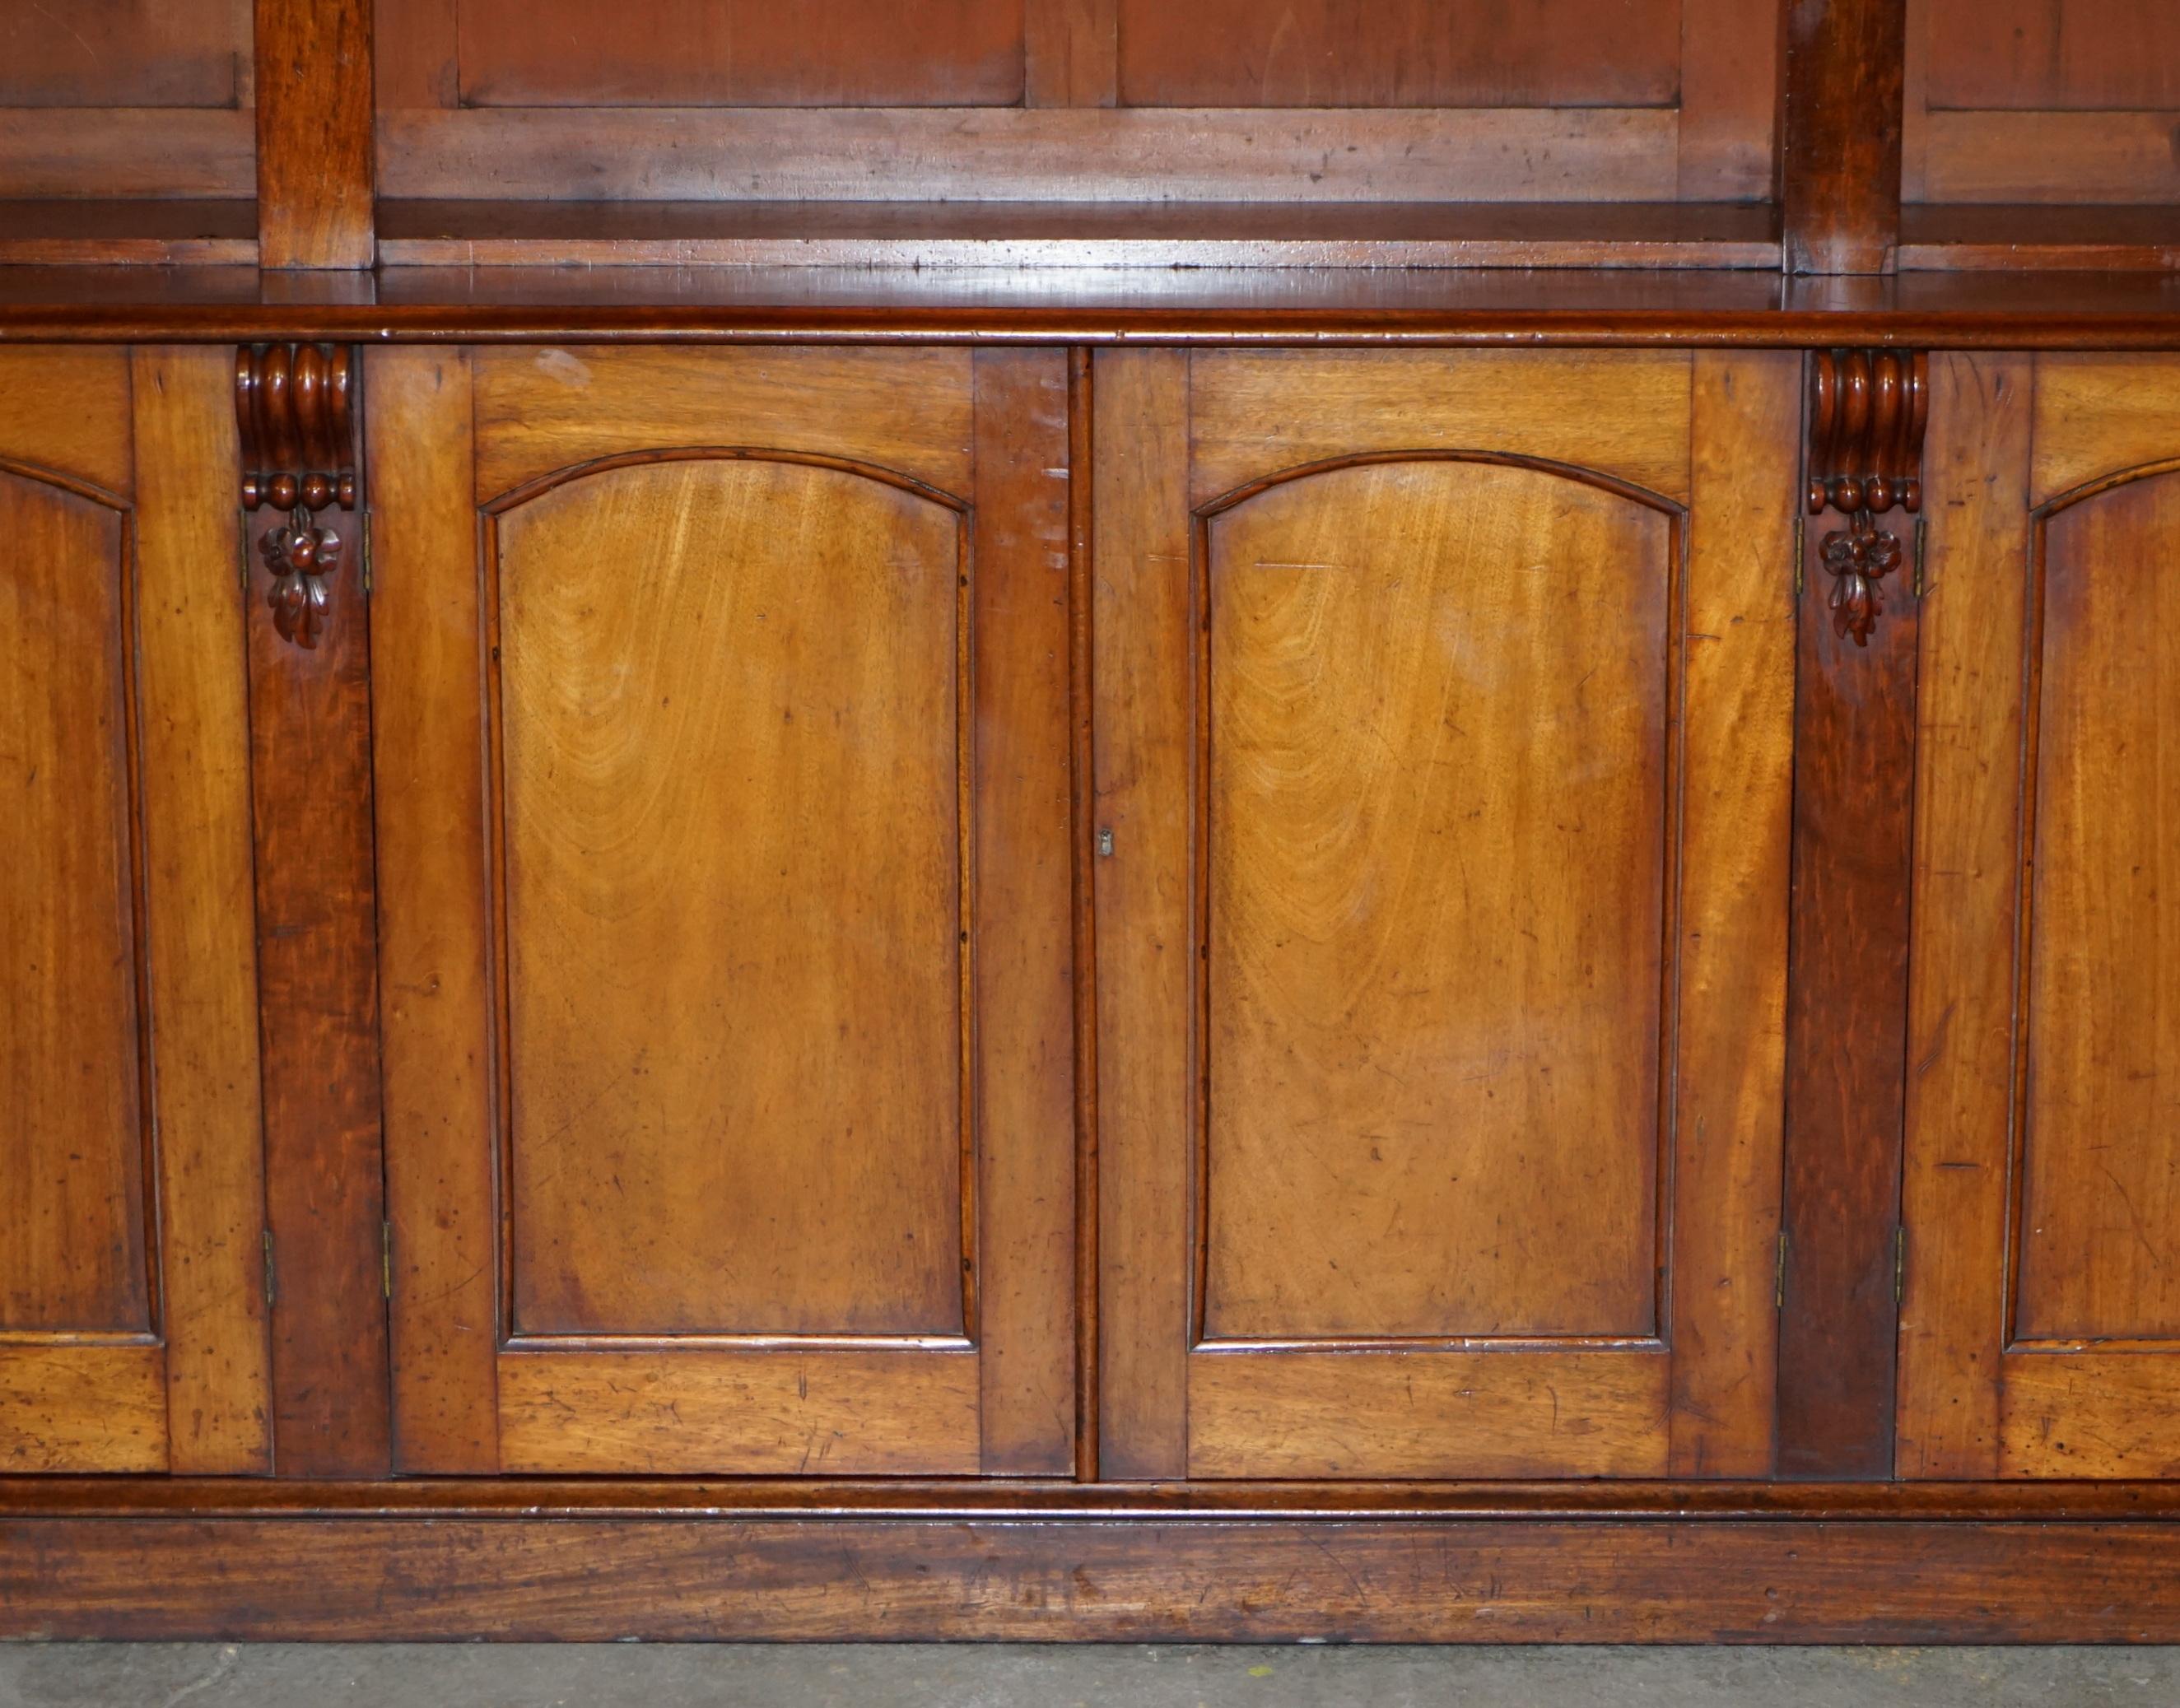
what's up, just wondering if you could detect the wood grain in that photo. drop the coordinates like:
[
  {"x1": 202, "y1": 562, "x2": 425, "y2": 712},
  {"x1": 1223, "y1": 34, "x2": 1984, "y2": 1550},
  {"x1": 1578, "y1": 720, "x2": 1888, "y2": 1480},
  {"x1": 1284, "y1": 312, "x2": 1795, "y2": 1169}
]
[
  {"x1": 369, "y1": 347, "x2": 501, "y2": 1473},
  {"x1": 1678, "y1": 0, "x2": 1783, "y2": 200},
  {"x1": 1189, "y1": 1350, "x2": 1670, "y2": 1478},
  {"x1": 453, "y1": 0, "x2": 1022, "y2": 106},
  {"x1": 969, "y1": 350, "x2": 1077, "y2": 1475},
  {"x1": 0, "y1": 109, "x2": 255, "y2": 199},
  {"x1": 22, "y1": 1512, "x2": 2180, "y2": 1641},
  {"x1": 0, "y1": 346, "x2": 133, "y2": 492},
  {"x1": 496, "y1": 456, "x2": 966, "y2": 1338},
  {"x1": 1894, "y1": 353, "x2": 2033, "y2": 1479},
  {"x1": 0, "y1": 462, "x2": 147, "y2": 1338},
  {"x1": 246, "y1": 439, "x2": 390, "y2": 1478},
  {"x1": 1775, "y1": 375, "x2": 1921, "y2": 1478},
  {"x1": 254, "y1": 0, "x2": 375, "y2": 268},
  {"x1": 1024, "y1": 0, "x2": 1117, "y2": 108},
  {"x1": 0, "y1": 0, "x2": 249, "y2": 108},
  {"x1": 470, "y1": 346, "x2": 972, "y2": 503},
  {"x1": 1115, "y1": 0, "x2": 1679, "y2": 108},
  {"x1": 376, "y1": 107, "x2": 1682, "y2": 203},
  {"x1": 1926, "y1": 0, "x2": 2180, "y2": 110},
  {"x1": 1919, "y1": 111, "x2": 2180, "y2": 206},
  {"x1": 2013, "y1": 469, "x2": 2180, "y2": 1342},
  {"x1": 2031, "y1": 356, "x2": 2180, "y2": 505},
  {"x1": 1668, "y1": 351, "x2": 1798, "y2": 1477},
  {"x1": 1187, "y1": 350, "x2": 1693, "y2": 507},
  {"x1": 496, "y1": 1349, "x2": 980, "y2": 1475},
  {"x1": 0, "y1": 1344, "x2": 165, "y2": 1473},
  {"x1": 1199, "y1": 459, "x2": 1669, "y2": 1343},
  {"x1": 1089, "y1": 348, "x2": 1193, "y2": 1480},
  {"x1": 131, "y1": 346, "x2": 274, "y2": 1474},
  {"x1": 1783, "y1": 0, "x2": 1905, "y2": 273}
]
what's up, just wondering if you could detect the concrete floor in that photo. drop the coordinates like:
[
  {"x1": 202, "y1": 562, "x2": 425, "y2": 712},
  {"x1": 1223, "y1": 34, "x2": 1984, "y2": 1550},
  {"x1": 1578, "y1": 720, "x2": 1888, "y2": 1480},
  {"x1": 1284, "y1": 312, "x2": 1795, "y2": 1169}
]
[{"x1": 5, "y1": 1645, "x2": 2180, "y2": 1706}]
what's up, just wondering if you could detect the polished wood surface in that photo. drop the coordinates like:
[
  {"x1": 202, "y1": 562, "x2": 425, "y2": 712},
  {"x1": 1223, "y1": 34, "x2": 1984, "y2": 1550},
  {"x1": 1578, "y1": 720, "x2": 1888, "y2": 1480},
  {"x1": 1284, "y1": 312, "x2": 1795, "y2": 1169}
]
[
  {"x1": 1784, "y1": 0, "x2": 1907, "y2": 274},
  {"x1": 1097, "y1": 348, "x2": 1792, "y2": 1480},
  {"x1": 372, "y1": 346, "x2": 1074, "y2": 1476},
  {"x1": 1899, "y1": 354, "x2": 2180, "y2": 1478},
  {"x1": 254, "y1": 0, "x2": 374, "y2": 268},
  {"x1": 0, "y1": 346, "x2": 269, "y2": 1476},
  {"x1": 18, "y1": 1509, "x2": 2180, "y2": 1641}
]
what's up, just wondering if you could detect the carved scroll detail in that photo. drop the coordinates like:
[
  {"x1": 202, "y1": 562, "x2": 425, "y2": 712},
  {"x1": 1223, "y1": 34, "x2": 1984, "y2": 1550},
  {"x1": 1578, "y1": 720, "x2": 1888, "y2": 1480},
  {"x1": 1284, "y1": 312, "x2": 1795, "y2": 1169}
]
[
  {"x1": 1805, "y1": 349, "x2": 1928, "y2": 648},
  {"x1": 235, "y1": 344, "x2": 358, "y2": 649}
]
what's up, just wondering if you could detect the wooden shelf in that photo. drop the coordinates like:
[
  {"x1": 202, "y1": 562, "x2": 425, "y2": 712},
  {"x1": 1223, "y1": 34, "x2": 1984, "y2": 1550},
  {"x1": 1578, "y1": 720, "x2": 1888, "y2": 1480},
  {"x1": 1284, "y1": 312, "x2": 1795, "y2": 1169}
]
[
  {"x1": 373, "y1": 199, "x2": 1783, "y2": 271},
  {"x1": 0, "y1": 199, "x2": 255, "y2": 264},
  {"x1": 1900, "y1": 204, "x2": 2180, "y2": 272}
]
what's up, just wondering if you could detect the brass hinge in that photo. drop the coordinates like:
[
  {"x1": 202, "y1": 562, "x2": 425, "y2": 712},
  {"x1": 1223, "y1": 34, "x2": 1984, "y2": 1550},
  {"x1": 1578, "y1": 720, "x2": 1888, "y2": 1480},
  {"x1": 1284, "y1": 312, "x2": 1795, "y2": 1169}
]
[
  {"x1": 382, "y1": 1219, "x2": 394, "y2": 1299},
  {"x1": 263, "y1": 1228, "x2": 277, "y2": 1308},
  {"x1": 1894, "y1": 1225, "x2": 1908, "y2": 1305},
  {"x1": 360, "y1": 509, "x2": 375, "y2": 598},
  {"x1": 1793, "y1": 513, "x2": 1805, "y2": 599},
  {"x1": 1775, "y1": 1231, "x2": 1789, "y2": 1310}
]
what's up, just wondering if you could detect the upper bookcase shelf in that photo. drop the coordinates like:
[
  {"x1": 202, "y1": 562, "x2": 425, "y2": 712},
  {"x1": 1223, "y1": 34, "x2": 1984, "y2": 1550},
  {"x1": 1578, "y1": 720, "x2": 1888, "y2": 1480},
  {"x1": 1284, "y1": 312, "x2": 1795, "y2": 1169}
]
[{"x1": 0, "y1": 0, "x2": 2172, "y2": 272}]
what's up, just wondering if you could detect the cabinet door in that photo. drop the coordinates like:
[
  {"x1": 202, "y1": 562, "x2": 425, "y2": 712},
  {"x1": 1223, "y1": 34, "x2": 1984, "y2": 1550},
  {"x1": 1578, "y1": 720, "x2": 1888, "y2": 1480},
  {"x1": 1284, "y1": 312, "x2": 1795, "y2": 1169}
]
[
  {"x1": 0, "y1": 347, "x2": 271, "y2": 1473},
  {"x1": 1901, "y1": 354, "x2": 2180, "y2": 1477},
  {"x1": 1093, "y1": 350, "x2": 1798, "y2": 1478},
  {"x1": 370, "y1": 347, "x2": 1075, "y2": 1475}
]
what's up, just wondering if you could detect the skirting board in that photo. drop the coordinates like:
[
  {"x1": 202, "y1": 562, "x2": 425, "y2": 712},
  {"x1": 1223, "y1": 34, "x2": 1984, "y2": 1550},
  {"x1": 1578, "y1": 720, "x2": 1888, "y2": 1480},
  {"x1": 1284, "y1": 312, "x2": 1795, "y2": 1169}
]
[{"x1": 7, "y1": 1495, "x2": 2180, "y2": 1642}]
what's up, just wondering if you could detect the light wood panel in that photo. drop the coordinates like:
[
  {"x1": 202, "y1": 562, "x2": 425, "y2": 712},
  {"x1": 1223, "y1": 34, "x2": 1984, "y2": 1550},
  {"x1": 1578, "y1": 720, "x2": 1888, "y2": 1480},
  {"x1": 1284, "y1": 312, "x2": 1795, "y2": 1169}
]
[
  {"x1": 130, "y1": 347, "x2": 272, "y2": 1474},
  {"x1": 498, "y1": 1350, "x2": 980, "y2": 1475},
  {"x1": 375, "y1": 346, "x2": 1074, "y2": 1475},
  {"x1": 1098, "y1": 348, "x2": 1791, "y2": 1481},
  {"x1": 0, "y1": 347, "x2": 269, "y2": 1474},
  {"x1": 1200, "y1": 459, "x2": 1667, "y2": 1343},
  {"x1": 498, "y1": 457, "x2": 966, "y2": 1338},
  {"x1": 2014, "y1": 470, "x2": 2180, "y2": 1341},
  {"x1": 1899, "y1": 354, "x2": 2180, "y2": 1478},
  {"x1": 0, "y1": 467, "x2": 146, "y2": 1337}
]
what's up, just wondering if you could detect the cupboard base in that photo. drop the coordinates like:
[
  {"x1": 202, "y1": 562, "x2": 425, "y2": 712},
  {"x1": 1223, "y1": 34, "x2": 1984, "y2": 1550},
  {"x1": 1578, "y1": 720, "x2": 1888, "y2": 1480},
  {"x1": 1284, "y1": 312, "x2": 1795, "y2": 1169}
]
[{"x1": 7, "y1": 1484, "x2": 2180, "y2": 1643}]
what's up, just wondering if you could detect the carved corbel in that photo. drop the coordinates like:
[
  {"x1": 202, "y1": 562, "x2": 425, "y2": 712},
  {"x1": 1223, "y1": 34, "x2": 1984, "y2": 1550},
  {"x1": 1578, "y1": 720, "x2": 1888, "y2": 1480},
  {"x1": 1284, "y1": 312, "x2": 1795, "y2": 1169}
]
[
  {"x1": 1805, "y1": 349, "x2": 1928, "y2": 647},
  {"x1": 236, "y1": 344, "x2": 358, "y2": 649}
]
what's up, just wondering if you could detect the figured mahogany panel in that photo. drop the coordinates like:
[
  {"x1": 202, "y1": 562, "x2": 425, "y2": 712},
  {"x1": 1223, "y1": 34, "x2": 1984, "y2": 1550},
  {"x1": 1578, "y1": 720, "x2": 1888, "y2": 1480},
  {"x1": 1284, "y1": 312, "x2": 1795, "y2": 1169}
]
[
  {"x1": 1116, "y1": 0, "x2": 1678, "y2": 108},
  {"x1": 1201, "y1": 459, "x2": 1668, "y2": 1342},
  {"x1": 497, "y1": 458, "x2": 967, "y2": 1338},
  {"x1": 0, "y1": 468, "x2": 147, "y2": 1337},
  {"x1": 0, "y1": 0, "x2": 250, "y2": 108},
  {"x1": 454, "y1": 0, "x2": 1022, "y2": 107},
  {"x1": 1099, "y1": 348, "x2": 1793, "y2": 1482},
  {"x1": 2014, "y1": 470, "x2": 2180, "y2": 1342}
]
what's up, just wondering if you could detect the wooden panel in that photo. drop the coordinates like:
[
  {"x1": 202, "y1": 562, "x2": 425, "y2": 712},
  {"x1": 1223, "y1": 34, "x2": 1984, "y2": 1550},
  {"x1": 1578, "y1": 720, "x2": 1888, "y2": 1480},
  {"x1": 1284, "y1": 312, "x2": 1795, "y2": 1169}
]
[
  {"x1": 2014, "y1": 470, "x2": 2180, "y2": 1340},
  {"x1": 1200, "y1": 460, "x2": 1668, "y2": 1343},
  {"x1": 33, "y1": 1512, "x2": 2180, "y2": 1643},
  {"x1": 454, "y1": 0, "x2": 1022, "y2": 106},
  {"x1": 376, "y1": 108, "x2": 1681, "y2": 203},
  {"x1": 131, "y1": 347, "x2": 272, "y2": 1474},
  {"x1": 1190, "y1": 1351, "x2": 1669, "y2": 1478},
  {"x1": 254, "y1": 0, "x2": 373, "y2": 267},
  {"x1": 1667, "y1": 351, "x2": 1797, "y2": 1477},
  {"x1": 1677, "y1": 0, "x2": 1781, "y2": 201},
  {"x1": 1024, "y1": 0, "x2": 1116, "y2": 107},
  {"x1": 2001, "y1": 1354, "x2": 2180, "y2": 1477},
  {"x1": 1775, "y1": 433, "x2": 1922, "y2": 1476},
  {"x1": 1090, "y1": 348, "x2": 1192, "y2": 1480},
  {"x1": 1116, "y1": 0, "x2": 1679, "y2": 108},
  {"x1": 2033, "y1": 356, "x2": 2180, "y2": 505},
  {"x1": 497, "y1": 457, "x2": 966, "y2": 1338},
  {"x1": 1187, "y1": 351, "x2": 1693, "y2": 506},
  {"x1": 497, "y1": 1351, "x2": 980, "y2": 1475},
  {"x1": 0, "y1": 467, "x2": 147, "y2": 1336},
  {"x1": 1926, "y1": 0, "x2": 2180, "y2": 109},
  {"x1": 968, "y1": 351, "x2": 1076, "y2": 1475},
  {"x1": 246, "y1": 467, "x2": 390, "y2": 1478},
  {"x1": 0, "y1": 0, "x2": 249, "y2": 107},
  {"x1": 1895, "y1": 352, "x2": 2033, "y2": 1480},
  {"x1": 0, "y1": 347, "x2": 132, "y2": 491},
  {"x1": 0, "y1": 110, "x2": 255, "y2": 199},
  {"x1": 471, "y1": 347, "x2": 972, "y2": 502},
  {"x1": 0, "y1": 1345, "x2": 165, "y2": 1473},
  {"x1": 1921, "y1": 112, "x2": 2180, "y2": 206},
  {"x1": 370, "y1": 348, "x2": 501, "y2": 1473}
]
